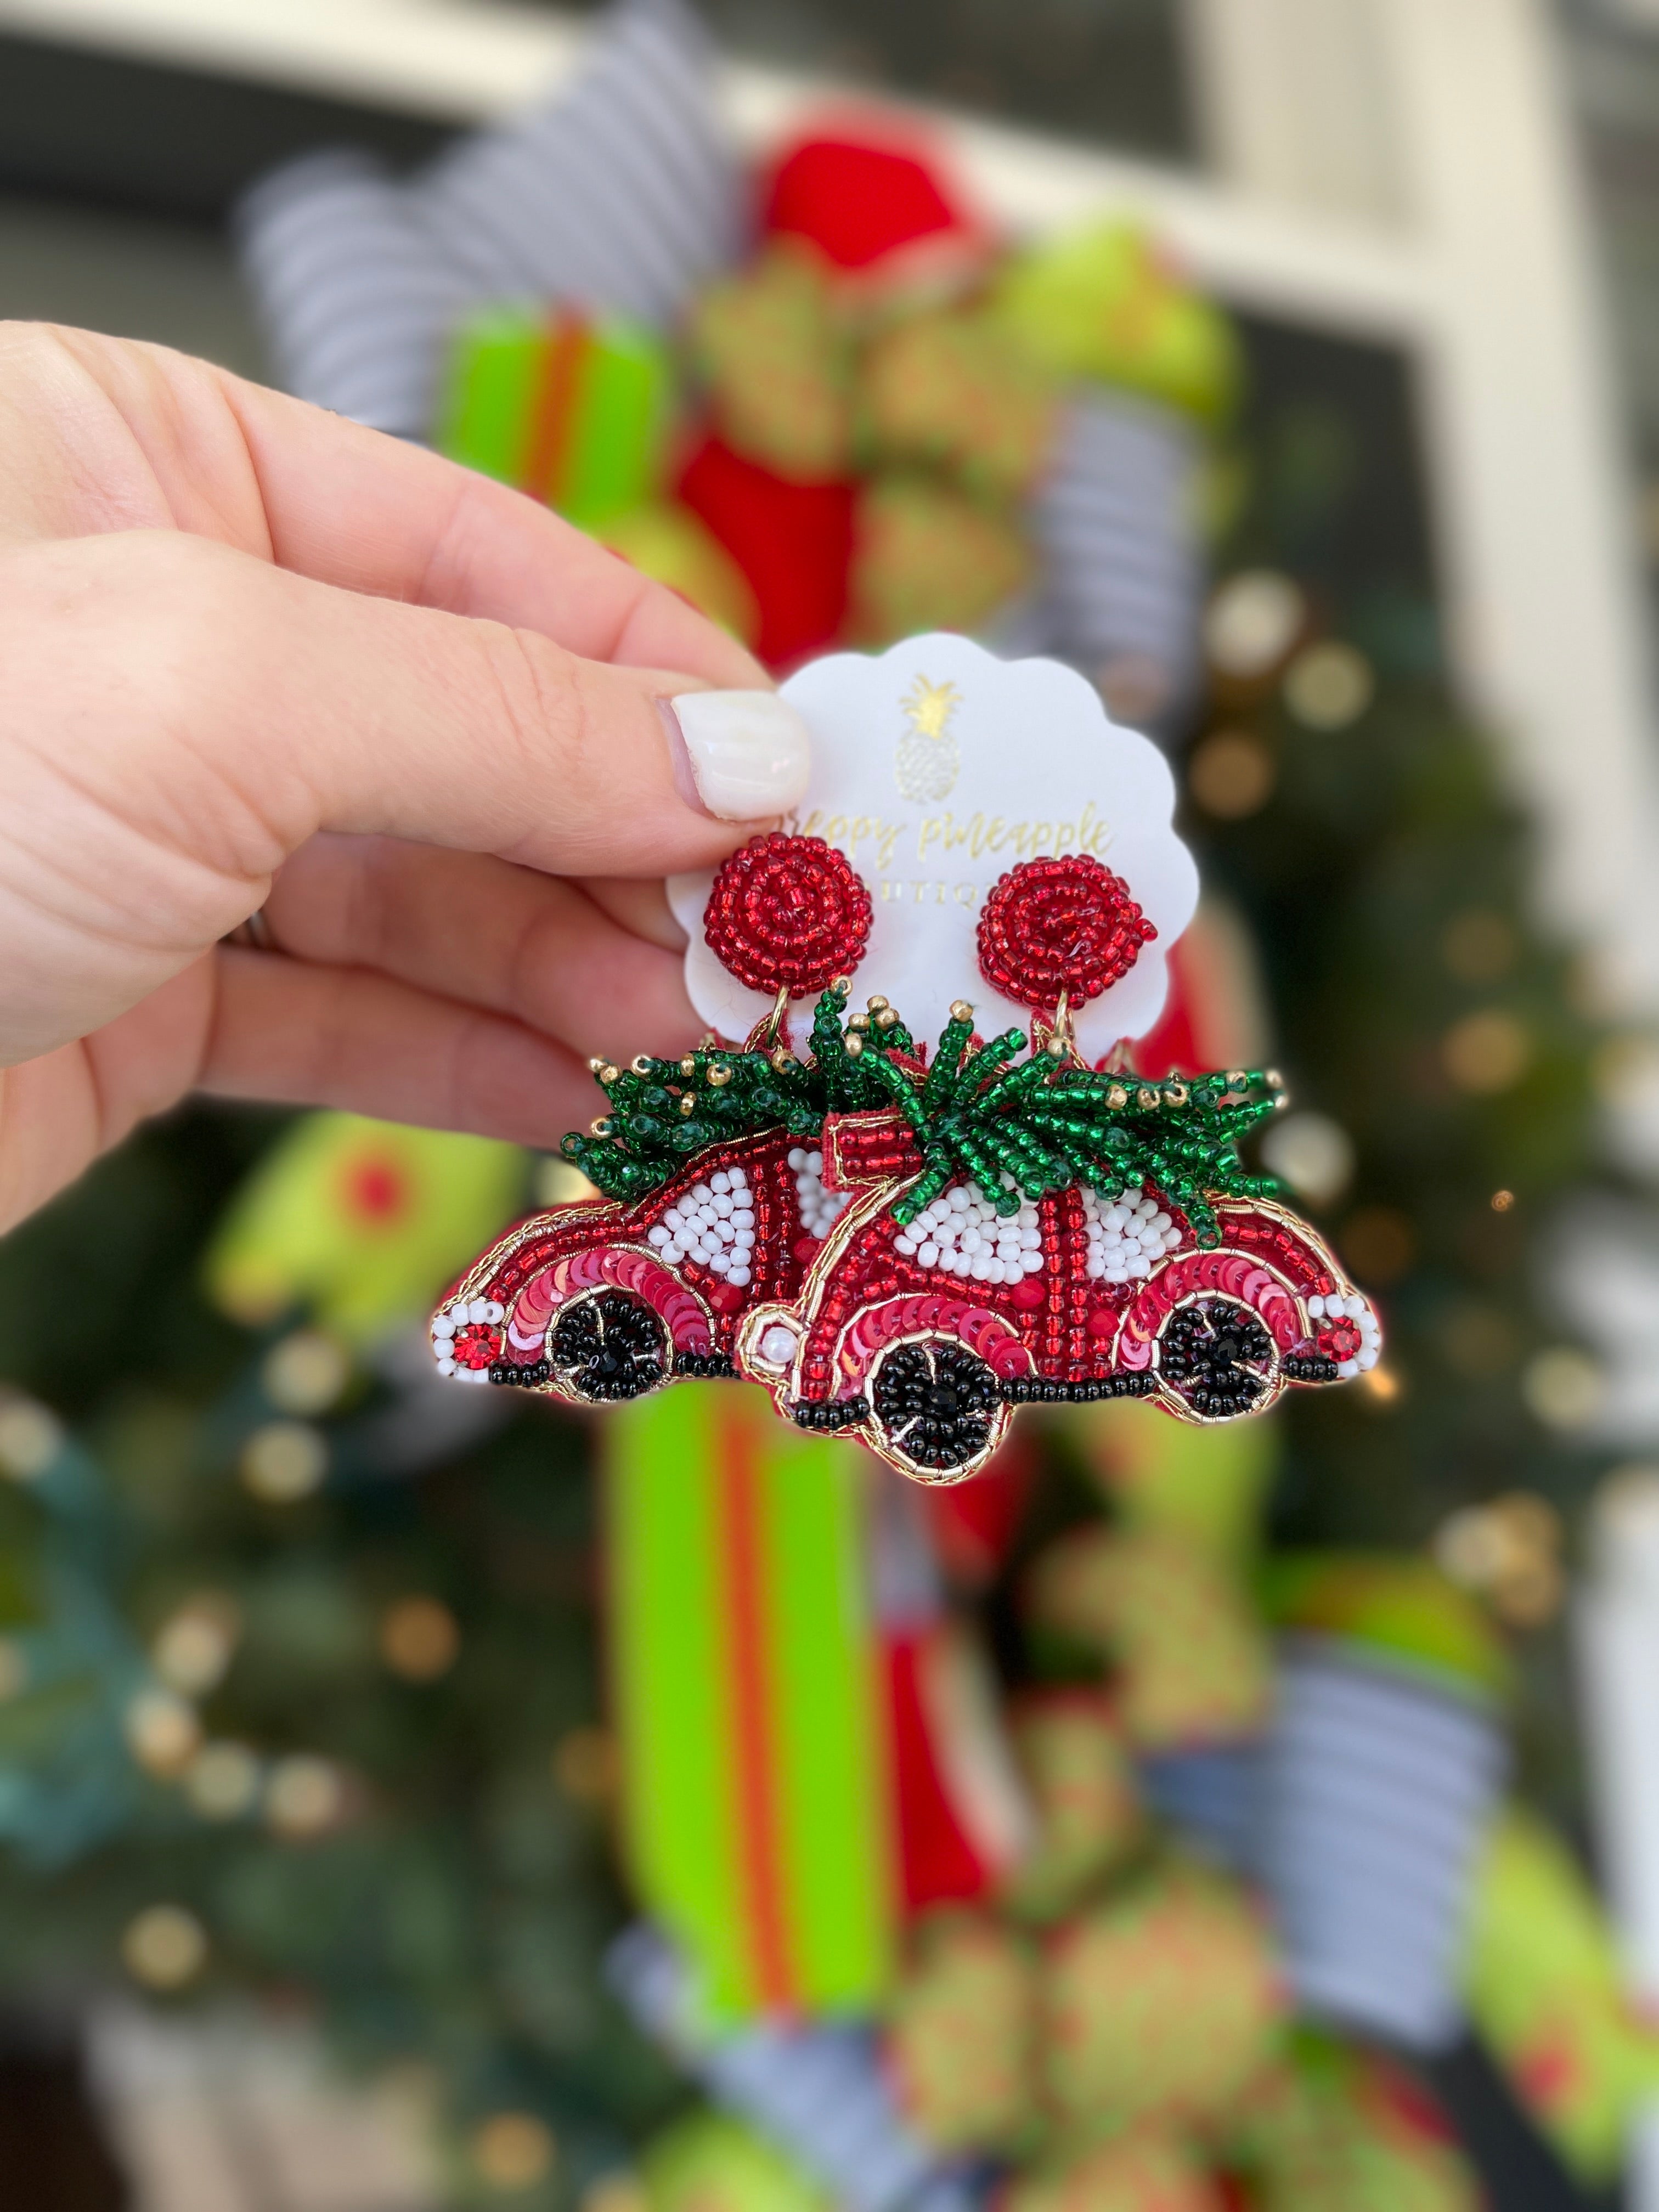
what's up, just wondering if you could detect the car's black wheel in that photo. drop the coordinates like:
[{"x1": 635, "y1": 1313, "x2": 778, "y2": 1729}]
[
  {"x1": 1156, "y1": 1295, "x2": 1277, "y2": 1420},
  {"x1": 548, "y1": 1289, "x2": 668, "y2": 1402},
  {"x1": 871, "y1": 1338, "x2": 1002, "y2": 1476}
]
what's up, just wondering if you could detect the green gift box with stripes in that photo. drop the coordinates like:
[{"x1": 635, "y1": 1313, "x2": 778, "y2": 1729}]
[
  {"x1": 607, "y1": 1383, "x2": 895, "y2": 2022},
  {"x1": 436, "y1": 304, "x2": 673, "y2": 532}
]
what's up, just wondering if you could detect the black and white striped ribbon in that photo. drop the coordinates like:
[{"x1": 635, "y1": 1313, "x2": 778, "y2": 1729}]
[
  {"x1": 608, "y1": 1923, "x2": 986, "y2": 2212},
  {"x1": 1030, "y1": 391, "x2": 1204, "y2": 722},
  {"x1": 1257, "y1": 1643, "x2": 1508, "y2": 2051},
  {"x1": 236, "y1": 0, "x2": 740, "y2": 442}
]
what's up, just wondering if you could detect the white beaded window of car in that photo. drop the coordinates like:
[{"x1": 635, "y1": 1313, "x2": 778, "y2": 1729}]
[
  {"x1": 648, "y1": 1167, "x2": 755, "y2": 1285},
  {"x1": 789, "y1": 1147, "x2": 851, "y2": 1240},
  {"x1": 895, "y1": 1184, "x2": 1046, "y2": 1283},
  {"x1": 1081, "y1": 1187, "x2": 1183, "y2": 1282}
]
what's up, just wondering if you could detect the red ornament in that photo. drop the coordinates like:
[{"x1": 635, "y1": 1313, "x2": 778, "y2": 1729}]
[
  {"x1": 977, "y1": 854, "x2": 1157, "y2": 1013},
  {"x1": 758, "y1": 129, "x2": 988, "y2": 283},
  {"x1": 704, "y1": 832, "x2": 874, "y2": 995}
]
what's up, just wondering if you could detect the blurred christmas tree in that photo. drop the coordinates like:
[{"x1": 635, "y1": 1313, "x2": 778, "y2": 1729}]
[
  {"x1": 0, "y1": 1111, "x2": 684, "y2": 2206},
  {"x1": 1176, "y1": 324, "x2": 1618, "y2": 1820}
]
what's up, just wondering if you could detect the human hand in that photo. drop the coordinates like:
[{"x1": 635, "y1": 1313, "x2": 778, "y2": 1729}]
[{"x1": 0, "y1": 324, "x2": 810, "y2": 1234}]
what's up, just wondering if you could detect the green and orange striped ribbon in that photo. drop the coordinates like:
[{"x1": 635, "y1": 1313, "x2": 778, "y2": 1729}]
[{"x1": 606, "y1": 1383, "x2": 895, "y2": 2022}]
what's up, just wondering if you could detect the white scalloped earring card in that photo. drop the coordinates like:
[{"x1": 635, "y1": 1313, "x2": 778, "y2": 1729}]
[{"x1": 667, "y1": 634, "x2": 1198, "y2": 1062}]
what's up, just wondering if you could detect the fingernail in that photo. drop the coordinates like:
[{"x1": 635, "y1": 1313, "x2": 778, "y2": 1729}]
[{"x1": 662, "y1": 692, "x2": 811, "y2": 821}]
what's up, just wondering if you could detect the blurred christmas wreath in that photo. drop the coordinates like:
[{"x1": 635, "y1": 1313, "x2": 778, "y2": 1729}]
[{"x1": 240, "y1": 0, "x2": 1235, "y2": 720}]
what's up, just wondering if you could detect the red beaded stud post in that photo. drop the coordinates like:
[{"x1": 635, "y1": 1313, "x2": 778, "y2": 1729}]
[
  {"x1": 704, "y1": 833, "x2": 874, "y2": 994},
  {"x1": 976, "y1": 854, "x2": 1156, "y2": 1012}
]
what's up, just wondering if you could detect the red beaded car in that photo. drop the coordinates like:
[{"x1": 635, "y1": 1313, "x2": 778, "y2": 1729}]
[
  {"x1": 430, "y1": 1126, "x2": 856, "y2": 1403},
  {"x1": 734, "y1": 1108, "x2": 1379, "y2": 1480},
  {"x1": 432, "y1": 1105, "x2": 1380, "y2": 1484}
]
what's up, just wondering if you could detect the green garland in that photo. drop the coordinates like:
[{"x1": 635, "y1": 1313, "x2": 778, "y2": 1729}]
[{"x1": 562, "y1": 985, "x2": 1281, "y2": 1247}]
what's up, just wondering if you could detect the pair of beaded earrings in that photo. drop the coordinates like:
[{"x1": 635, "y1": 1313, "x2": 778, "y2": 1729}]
[{"x1": 433, "y1": 833, "x2": 1379, "y2": 1483}]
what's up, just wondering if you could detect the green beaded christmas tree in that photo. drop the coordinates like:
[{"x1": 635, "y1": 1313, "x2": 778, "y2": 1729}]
[{"x1": 566, "y1": 979, "x2": 1282, "y2": 1248}]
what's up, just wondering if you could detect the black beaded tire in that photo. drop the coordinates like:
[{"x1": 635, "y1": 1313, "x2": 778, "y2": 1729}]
[
  {"x1": 870, "y1": 1338, "x2": 1003, "y2": 1478},
  {"x1": 1155, "y1": 1295, "x2": 1277, "y2": 1421},
  {"x1": 548, "y1": 1289, "x2": 668, "y2": 1403}
]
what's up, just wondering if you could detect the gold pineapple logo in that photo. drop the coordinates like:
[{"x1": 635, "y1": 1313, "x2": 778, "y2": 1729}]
[{"x1": 894, "y1": 675, "x2": 962, "y2": 803}]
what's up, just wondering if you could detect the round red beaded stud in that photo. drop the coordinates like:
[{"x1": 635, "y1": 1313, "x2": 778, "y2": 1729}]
[
  {"x1": 704, "y1": 832, "x2": 873, "y2": 995},
  {"x1": 976, "y1": 854, "x2": 1156, "y2": 1012}
]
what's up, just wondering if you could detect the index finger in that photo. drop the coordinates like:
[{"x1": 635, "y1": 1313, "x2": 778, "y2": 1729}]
[
  {"x1": 219, "y1": 369, "x2": 768, "y2": 685},
  {"x1": 30, "y1": 325, "x2": 765, "y2": 688}
]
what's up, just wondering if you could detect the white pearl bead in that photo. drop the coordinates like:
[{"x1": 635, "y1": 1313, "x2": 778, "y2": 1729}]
[
  {"x1": 431, "y1": 1313, "x2": 456, "y2": 1339},
  {"x1": 918, "y1": 1244, "x2": 939, "y2": 1268}
]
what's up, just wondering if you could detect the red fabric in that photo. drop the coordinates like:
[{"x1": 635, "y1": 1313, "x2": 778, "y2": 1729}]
[
  {"x1": 1128, "y1": 926, "x2": 1206, "y2": 1078},
  {"x1": 885, "y1": 1635, "x2": 990, "y2": 1913},
  {"x1": 760, "y1": 131, "x2": 979, "y2": 273},
  {"x1": 919, "y1": 1430, "x2": 1036, "y2": 1590},
  {"x1": 676, "y1": 435, "x2": 855, "y2": 670}
]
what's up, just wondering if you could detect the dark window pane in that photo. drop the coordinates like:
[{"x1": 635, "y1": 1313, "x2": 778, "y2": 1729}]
[{"x1": 561, "y1": 0, "x2": 1197, "y2": 163}]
